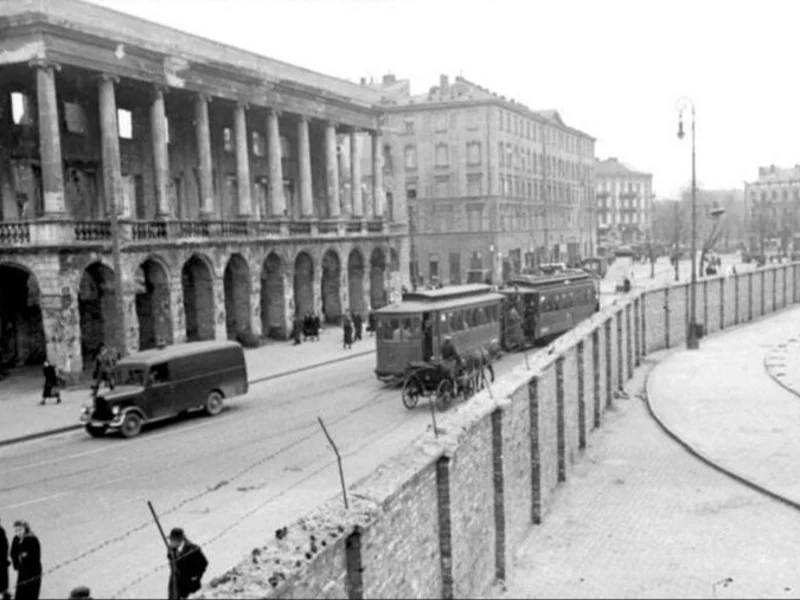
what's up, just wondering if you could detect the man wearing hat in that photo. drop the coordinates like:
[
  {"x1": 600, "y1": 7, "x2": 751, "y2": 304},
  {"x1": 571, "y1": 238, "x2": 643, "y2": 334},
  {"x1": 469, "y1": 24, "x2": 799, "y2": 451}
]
[{"x1": 166, "y1": 528, "x2": 208, "y2": 600}]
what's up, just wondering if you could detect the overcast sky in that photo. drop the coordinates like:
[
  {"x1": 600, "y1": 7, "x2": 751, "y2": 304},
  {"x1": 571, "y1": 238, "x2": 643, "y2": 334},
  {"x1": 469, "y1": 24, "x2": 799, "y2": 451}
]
[{"x1": 88, "y1": 0, "x2": 800, "y2": 199}]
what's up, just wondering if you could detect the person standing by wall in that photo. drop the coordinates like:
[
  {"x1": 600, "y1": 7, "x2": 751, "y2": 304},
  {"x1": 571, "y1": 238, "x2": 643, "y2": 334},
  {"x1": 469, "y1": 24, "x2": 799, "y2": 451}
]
[
  {"x1": 40, "y1": 360, "x2": 61, "y2": 406},
  {"x1": 10, "y1": 520, "x2": 41, "y2": 600},
  {"x1": 0, "y1": 518, "x2": 10, "y2": 600}
]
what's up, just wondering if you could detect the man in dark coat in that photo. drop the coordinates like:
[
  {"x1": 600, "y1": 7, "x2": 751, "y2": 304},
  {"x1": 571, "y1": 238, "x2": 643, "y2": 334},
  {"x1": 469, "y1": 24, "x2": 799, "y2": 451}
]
[
  {"x1": 167, "y1": 528, "x2": 208, "y2": 600},
  {"x1": 312, "y1": 313, "x2": 321, "y2": 341},
  {"x1": 367, "y1": 311, "x2": 376, "y2": 336},
  {"x1": 0, "y1": 518, "x2": 9, "y2": 600},
  {"x1": 342, "y1": 314, "x2": 354, "y2": 350},
  {"x1": 40, "y1": 360, "x2": 61, "y2": 406},
  {"x1": 10, "y1": 521, "x2": 41, "y2": 600},
  {"x1": 352, "y1": 313, "x2": 363, "y2": 342}
]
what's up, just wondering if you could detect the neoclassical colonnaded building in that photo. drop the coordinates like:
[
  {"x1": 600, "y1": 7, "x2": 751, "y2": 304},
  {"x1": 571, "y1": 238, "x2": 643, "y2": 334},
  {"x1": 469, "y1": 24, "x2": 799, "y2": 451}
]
[{"x1": 0, "y1": 0, "x2": 409, "y2": 375}]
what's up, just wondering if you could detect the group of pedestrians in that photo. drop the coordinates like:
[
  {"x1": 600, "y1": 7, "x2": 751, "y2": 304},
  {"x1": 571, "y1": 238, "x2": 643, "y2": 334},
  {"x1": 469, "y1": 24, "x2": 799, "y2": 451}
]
[
  {"x1": 341, "y1": 311, "x2": 364, "y2": 349},
  {"x1": 0, "y1": 518, "x2": 208, "y2": 600},
  {"x1": 291, "y1": 312, "x2": 321, "y2": 346}
]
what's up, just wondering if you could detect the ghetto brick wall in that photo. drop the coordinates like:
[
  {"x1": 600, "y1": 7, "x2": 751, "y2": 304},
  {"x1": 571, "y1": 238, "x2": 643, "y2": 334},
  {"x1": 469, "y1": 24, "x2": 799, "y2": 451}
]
[{"x1": 201, "y1": 262, "x2": 800, "y2": 600}]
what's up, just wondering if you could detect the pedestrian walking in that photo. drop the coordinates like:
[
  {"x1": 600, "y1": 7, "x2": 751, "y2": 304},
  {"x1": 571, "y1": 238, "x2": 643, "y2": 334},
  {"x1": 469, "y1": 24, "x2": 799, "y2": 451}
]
[
  {"x1": 292, "y1": 315, "x2": 303, "y2": 346},
  {"x1": 10, "y1": 521, "x2": 41, "y2": 600},
  {"x1": 312, "y1": 313, "x2": 321, "y2": 341},
  {"x1": 353, "y1": 313, "x2": 363, "y2": 342},
  {"x1": 40, "y1": 360, "x2": 61, "y2": 406},
  {"x1": 342, "y1": 314, "x2": 354, "y2": 350},
  {"x1": 0, "y1": 518, "x2": 10, "y2": 600},
  {"x1": 367, "y1": 310, "x2": 376, "y2": 337},
  {"x1": 302, "y1": 313, "x2": 312, "y2": 342},
  {"x1": 166, "y1": 528, "x2": 208, "y2": 600},
  {"x1": 91, "y1": 345, "x2": 117, "y2": 398}
]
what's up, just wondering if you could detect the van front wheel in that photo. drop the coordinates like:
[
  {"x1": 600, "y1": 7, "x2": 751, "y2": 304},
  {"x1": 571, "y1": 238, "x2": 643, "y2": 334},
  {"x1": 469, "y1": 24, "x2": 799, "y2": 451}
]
[
  {"x1": 205, "y1": 390, "x2": 224, "y2": 416},
  {"x1": 120, "y1": 412, "x2": 143, "y2": 439}
]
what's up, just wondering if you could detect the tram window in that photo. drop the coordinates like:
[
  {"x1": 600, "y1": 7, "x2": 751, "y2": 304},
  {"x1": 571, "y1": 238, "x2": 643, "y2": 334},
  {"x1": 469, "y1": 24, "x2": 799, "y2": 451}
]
[
  {"x1": 491, "y1": 305, "x2": 499, "y2": 322},
  {"x1": 409, "y1": 317, "x2": 421, "y2": 338},
  {"x1": 441, "y1": 312, "x2": 450, "y2": 334},
  {"x1": 401, "y1": 317, "x2": 413, "y2": 339},
  {"x1": 451, "y1": 311, "x2": 463, "y2": 331}
]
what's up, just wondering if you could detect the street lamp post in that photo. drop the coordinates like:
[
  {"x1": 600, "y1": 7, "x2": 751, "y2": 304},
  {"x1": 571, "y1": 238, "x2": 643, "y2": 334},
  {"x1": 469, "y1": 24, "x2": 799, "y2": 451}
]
[{"x1": 677, "y1": 97, "x2": 699, "y2": 350}]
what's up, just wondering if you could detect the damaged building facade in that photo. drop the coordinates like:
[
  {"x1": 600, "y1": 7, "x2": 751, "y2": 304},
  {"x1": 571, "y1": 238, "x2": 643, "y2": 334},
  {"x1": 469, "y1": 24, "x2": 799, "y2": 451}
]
[{"x1": 0, "y1": 0, "x2": 408, "y2": 376}]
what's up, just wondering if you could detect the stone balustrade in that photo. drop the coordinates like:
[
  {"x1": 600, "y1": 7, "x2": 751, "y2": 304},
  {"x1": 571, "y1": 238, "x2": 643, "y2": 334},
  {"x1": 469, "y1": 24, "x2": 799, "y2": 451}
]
[{"x1": 0, "y1": 217, "x2": 391, "y2": 248}]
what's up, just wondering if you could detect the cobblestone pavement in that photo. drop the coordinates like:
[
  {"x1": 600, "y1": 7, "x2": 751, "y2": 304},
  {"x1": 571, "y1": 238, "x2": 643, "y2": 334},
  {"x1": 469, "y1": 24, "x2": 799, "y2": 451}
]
[
  {"x1": 648, "y1": 305, "x2": 800, "y2": 506},
  {"x1": 495, "y1": 357, "x2": 800, "y2": 599},
  {"x1": 0, "y1": 325, "x2": 375, "y2": 444}
]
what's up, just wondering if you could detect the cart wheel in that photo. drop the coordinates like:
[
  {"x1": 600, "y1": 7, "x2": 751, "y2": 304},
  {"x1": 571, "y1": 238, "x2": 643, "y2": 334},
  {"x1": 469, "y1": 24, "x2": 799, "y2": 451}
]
[
  {"x1": 402, "y1": 375, "x2": 423, "y2": 410},
  {"x1": 436, "y1": 379, "x2": 454, "y2": 411}
]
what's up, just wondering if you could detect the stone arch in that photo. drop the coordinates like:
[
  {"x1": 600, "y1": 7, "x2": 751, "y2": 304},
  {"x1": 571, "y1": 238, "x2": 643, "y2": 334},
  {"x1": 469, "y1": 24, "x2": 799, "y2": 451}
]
[
  {"x1": 182, "y1": 253, "x2": 215, "y2": 342},
  {"x1": 370, "y1": 246, "x2": 387, "y2": 310},
  {"x1": 347, "y1": 248, "x2": 366, "y2": 314},
  {"x1": 78, "y1": 262, "x2": 117, "y2": 363},
  {"x1": 0, "y1": 263, "x2": 45, "y2": 367},
  {"x1": 261, "y1": 252, "x2": 286, "y2": 339},
  {"x1": 224, "y1": 253, "x2": 252, "y2": 340},
  {"x1": 321, "y1": 249, "x2": 343, "y2": 324},
  {"x1": 293, "y1": 251, "x2": 314, "y2": 317},
  {"x1": 135, "y1": 257, "x2": 173, "y2": 351}
]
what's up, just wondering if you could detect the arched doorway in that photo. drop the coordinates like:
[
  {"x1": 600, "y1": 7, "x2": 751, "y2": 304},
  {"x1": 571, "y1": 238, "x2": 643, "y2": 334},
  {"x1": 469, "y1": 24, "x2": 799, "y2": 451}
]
[
  {"x1": 182, "y1": 255, "x2": 215, "y2": 342},
  {"x1": 321, "y1": 249, "x2": 342, "y2": 324},
  {"x1": 224, "y1": 254, "x2": 252, "y2": 340},
  {"x1": 293, "y1": 252, "x2": 314, "y2": 317},
  {"x1": 347, "y1": 249, "x2": 366, "y2": 314},
  {"x1": 370, "y1": 247, "x2": 387, "y2": 310},
  {"x1": 78, "y1": 262, "x2": 116, "y2": 363},
  {"x1": 260, "y1": 252, "x2": 286, "y2": 339},
  {"x1": 0, "y1": 264, "x2": 45, "y2": 367},
  {"x1": 135, "y1": 259, "x2": 173, "y2": 351}
]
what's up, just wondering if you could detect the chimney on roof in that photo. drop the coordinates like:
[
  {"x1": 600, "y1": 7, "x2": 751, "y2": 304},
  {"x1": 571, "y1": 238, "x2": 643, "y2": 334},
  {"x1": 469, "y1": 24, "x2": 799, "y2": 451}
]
[
  {"x1": 439, "y1": 74, "x2": 449, "y2": 99},
  {"x1": 382, "y1": 73, "x2": 396, "y2": 86}
]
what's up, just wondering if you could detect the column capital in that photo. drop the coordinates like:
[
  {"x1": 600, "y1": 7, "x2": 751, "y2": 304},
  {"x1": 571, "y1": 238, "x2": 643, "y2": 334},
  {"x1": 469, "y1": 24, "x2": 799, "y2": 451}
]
[
  {"x1": 297, "y1": 114, "x2": 310, "y2": 124},
  {"x1": 350, "y1": 126, "x2": 362, "y2": 135},
  {"x1": 150, "y1": 85, "x2": 169, "y2": 102},
  {"x1": 196, "y1": 93, "x2": 213, "y2": 105},
  {"x1": 236, "y1": 101, "x2": 250, "y2": 112},
  {"x1": 267, "y1": 107, "x2": 282, "y2": 118},
  {"x1": 29, "y1": 58, "x2": 61, "y2": 72},
  {"x1": 98, "y1": 73, "x2": 120, "y2": 84},
  {"x1": 372, "y1": 128, "x2": 384, "y2": 138},
  {"x1": 326, "y1": 120, "x2": 339, "y2": 130}
]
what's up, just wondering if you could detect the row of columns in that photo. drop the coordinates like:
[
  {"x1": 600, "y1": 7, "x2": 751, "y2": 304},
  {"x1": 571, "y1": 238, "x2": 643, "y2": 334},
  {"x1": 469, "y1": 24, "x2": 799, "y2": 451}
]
[{"x1": 28, "y1": 60, "x2": 385, "y2": 220}]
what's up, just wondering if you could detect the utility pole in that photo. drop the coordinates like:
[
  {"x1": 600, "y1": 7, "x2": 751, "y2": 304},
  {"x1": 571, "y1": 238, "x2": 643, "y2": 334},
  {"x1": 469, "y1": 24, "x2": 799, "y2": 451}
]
[
  {"x1": 673, "y1": 199, "x2": 680, "y2": 282},
  {"x1": 542, "y1": 124, "x2": 550, "y2": 262},
  {"x1": 408, "y1": 204, "x2": 417, "y2": 290}
]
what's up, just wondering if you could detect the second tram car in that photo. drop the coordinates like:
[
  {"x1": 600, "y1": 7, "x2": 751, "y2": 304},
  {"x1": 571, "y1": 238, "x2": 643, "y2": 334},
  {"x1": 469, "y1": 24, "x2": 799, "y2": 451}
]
[
  {"x1": 373, "y1": 284, "x2": 504, "y2": 384},
  {"x1": 499, "y1": 271, "x2": 599, "y2": 351}
]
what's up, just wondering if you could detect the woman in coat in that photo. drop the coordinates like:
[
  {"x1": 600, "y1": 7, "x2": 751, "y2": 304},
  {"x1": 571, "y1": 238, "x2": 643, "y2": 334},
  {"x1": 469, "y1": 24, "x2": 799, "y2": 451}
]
[
  {"x1": 10, "y1": 521, "x2": 41, "y2": 600},
  {"x1": 40, "y1": 361, "x2": 61, "y2": 406},
  {"x1": 342, "y1": 314, "x2": 354, "y2": 350}
]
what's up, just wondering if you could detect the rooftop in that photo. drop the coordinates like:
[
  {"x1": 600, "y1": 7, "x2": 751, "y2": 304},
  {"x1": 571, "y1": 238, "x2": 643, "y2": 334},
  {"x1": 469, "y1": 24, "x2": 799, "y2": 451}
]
[
  {"x1": 595, "y1": 157, "x2": 652, "y2": 178},
  {"x1": 0, "y1": 0, "x2": 384, "y2": 108}
]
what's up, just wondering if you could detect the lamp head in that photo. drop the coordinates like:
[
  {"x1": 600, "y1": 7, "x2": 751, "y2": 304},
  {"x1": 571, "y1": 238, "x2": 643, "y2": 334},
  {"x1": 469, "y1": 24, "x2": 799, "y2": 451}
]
[{"x1": 677, "y1": 113, "x2": 685, "y2": 140}]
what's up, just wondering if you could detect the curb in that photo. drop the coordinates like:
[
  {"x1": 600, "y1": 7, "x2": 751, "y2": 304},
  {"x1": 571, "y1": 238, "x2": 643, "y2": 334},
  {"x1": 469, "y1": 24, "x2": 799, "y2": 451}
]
[
  {"x1": 0, "y1": 348, "x2": 376, "y2": 449},
  {"x1": 643, "y1": 361, "x2": 800, "y2": 513}
]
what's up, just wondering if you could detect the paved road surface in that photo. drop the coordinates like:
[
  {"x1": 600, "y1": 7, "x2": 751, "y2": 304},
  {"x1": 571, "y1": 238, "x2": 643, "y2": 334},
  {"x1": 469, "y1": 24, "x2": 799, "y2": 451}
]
[
  {"x1": 0, "y1": 346, "x2": 534, "y2": 599},
  {"x1": 495, "y1": 359, "x2": 800, "y2": 599}
]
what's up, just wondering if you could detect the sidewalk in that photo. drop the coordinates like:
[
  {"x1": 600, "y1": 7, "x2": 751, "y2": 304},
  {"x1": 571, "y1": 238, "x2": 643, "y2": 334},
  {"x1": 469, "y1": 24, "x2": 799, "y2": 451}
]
[
  {"x1": 0, "y1": 325, "x2": 375, "y2": 447},
  {"x1": 646, "y1": 304, "x2": 800, "y2": 508}
]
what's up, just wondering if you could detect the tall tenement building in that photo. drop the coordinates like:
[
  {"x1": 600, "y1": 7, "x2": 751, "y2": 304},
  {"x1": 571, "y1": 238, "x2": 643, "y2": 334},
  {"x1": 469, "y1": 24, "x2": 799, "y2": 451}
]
[
  {"x1": 745, "y1": 165, "x2": 800, "y2": 251},
  {"x1": 595, "y1": 157, "x2": 653, "y2": 246},
  {"x1": 366, "y1": 74, "x2": 596, "y2": 285},
  {"x1": 0, "y1": 0, "x2": 408, "y2": 376}
]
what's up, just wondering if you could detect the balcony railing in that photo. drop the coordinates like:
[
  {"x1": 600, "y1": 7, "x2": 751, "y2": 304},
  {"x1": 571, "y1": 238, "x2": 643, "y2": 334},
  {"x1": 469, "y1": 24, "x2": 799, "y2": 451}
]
[{"x1": 0, "y1": 217, "x2": 397, "y2": 248}]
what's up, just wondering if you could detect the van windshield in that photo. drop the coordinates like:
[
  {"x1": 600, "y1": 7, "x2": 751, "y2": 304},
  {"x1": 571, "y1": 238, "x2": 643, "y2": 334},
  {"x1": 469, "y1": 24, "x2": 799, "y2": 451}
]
[{"x1": 116, "y1": 365, "x2": 147, "y2": 386}]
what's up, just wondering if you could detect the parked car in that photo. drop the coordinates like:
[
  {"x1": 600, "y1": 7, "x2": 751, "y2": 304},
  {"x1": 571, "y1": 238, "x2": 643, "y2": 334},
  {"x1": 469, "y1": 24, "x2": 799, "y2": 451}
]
[{"x1": 80, "y1": 340, "x2": 249, "y2": 438}]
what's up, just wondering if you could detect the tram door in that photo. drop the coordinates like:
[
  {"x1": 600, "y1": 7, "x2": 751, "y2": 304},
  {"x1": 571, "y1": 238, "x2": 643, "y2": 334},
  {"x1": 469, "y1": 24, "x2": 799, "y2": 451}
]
[{"x1": 422, "y1": 312, "x2": 434, "y2": 361}]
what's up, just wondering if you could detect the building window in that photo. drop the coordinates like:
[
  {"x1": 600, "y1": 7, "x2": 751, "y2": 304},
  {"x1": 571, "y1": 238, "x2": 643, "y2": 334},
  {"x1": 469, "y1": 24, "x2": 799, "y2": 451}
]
[
  {"x1": 435, "y1": 112, "x2": 448, "y2": 132},
  {"x1": 223, "y1": 127, "x2": 234, "y2": 153},
  {"x1": 467, "y1": 108, "x2": 479, "y2": 130},
  {"x1": 252, "y1": 131, "x2": 265, "y2": 157},
  {"x1": 435, "y1": 143, "x2": 449, "y2": 167},
  {"x1": 404, "y1": 119, "x2": 414, "y2": 134},
  {"x1": 467, "y1": 141, "x2": 482, "y2": 166},
  {"x1": 10, "y1": 92, "x2": 33, "y2": 126},
  {"x1": 64, "y1": 102, "x2": 88, "y2": 135},
  {"x1": 406, "y1": 182, "x2": 418, "y2": 200},
  {"x1": 117, "y1": 109, "x2": 133, "y2": 139},
  {"x1": 404, "y1": 145, "x2": 417, "y2": 169},
  {"x1": 467, "y1": 206, "x2": 483, "y2": 232},
  {"x1": 434, "y1": 177, "x2": 449, "y2": 198},
  {"x1": 498, "y1": 143, "x2": 505, "y2": 167},
  {"x1": 429, "y1": 256, "x2": 439, "y2": 280},
  {"x1": 467, "y1": 174, "x2": 482, "y2": 196}
]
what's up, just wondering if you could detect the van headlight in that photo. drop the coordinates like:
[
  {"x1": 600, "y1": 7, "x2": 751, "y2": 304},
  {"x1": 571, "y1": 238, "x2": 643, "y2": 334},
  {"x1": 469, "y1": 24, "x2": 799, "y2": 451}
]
[{"x1": 112, "y1": 405, "x2": 121, "y2": 415}]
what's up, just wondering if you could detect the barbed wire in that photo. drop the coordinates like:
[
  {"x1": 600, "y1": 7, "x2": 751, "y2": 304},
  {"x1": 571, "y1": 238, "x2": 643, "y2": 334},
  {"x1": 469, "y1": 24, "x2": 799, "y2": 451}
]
[{"x1": 9, "y1": 293, "x2": 597, "y2": 594}]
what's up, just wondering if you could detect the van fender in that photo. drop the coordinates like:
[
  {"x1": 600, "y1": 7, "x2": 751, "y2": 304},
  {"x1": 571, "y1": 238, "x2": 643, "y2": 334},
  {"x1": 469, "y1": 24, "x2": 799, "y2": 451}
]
[{"x1": 112, "y1": 406, "x2": 147, "y2": 426}]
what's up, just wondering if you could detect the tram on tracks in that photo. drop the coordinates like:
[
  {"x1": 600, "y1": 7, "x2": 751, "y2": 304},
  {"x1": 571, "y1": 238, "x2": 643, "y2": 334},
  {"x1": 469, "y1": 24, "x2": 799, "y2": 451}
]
[{"x1": 499, "y1": 270, "x2": 600, "y2": 351}]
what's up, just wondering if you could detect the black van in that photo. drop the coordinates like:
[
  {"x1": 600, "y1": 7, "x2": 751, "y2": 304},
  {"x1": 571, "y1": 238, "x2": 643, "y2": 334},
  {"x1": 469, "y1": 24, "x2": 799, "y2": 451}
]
[{"x1": 80, "y1": 340, "x2": 248, "y2": 438}]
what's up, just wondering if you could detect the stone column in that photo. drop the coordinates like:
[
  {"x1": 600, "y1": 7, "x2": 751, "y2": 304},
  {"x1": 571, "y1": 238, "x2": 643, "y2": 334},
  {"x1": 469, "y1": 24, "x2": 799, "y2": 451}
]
[
  {"x1": 170, "y1": 280, "x2": 187, "y2": 344},
  {"x1": 194, "y1": 94, "x2": 215, "y2": 217},
  {"x1": 98, "y1": 75, "x2": 124, "y2": 219},
  {"x1": 267, "y1": 108, "x2": 285, "y2": 217},
  {"x1": 350, "y1": 129, "x2": 363, "y2": 218},
  {"x1": 32, "y1": 60, "x2": 66, "y2": 216},
  {"x1": 325, "y1": 122, "x2": 340, "y2": 218},
  {"x1": 371, "y1": 130, "x2": 384, "y2": 218},
  {"x1": 150, "y1": 86, "x2": 171, "y2": 218},
  {"x1": 234, "y1": 103, "x2": 252, "y2": 218},
  {"x1": 250, "y1": 272, "x2": 263, "y2": 338},
  {"x1": 297, "y1": 115, "x2": 313, "y2": 217},
  {"x1": 213, "y1": 274, "x2": 227, "y2": 341}
]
